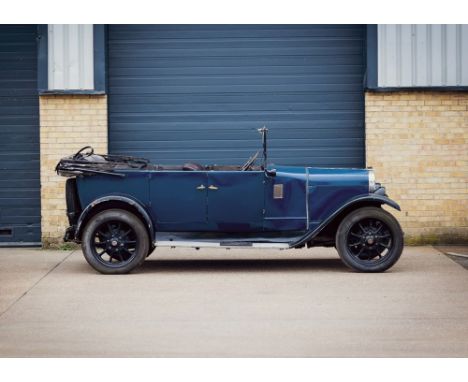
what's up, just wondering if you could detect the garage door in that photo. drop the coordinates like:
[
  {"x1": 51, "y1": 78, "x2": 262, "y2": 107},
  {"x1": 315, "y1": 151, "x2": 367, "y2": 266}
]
[
  {"x1": 108, "y1": 25, "x2": 365, "y2": 167},
  {"x1": 0, "y1": 25, "x2": 40, "y2": 245}
]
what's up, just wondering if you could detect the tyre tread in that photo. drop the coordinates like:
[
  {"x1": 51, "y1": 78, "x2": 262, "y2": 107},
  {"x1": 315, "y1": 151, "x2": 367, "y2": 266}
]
[
  {"x1": 335, "y1": 206, "x2": 404, "y2": 272},
  {"x1": 81, "y1": 209, "x2": 150, "y2": 274}
]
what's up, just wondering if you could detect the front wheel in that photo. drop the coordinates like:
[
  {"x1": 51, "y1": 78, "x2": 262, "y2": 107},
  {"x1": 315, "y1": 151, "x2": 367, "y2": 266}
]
[
  {"x1": 81, "y1": 209, "x2": 150, "y2": 274},
  {"x1": 335, "y1": 206, "x2": 403, "y2": 272}
]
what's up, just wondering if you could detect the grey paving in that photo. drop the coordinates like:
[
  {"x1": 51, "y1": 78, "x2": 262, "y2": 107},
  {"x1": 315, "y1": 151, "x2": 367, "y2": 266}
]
[
  {"x1": 435, "y1": 245, "x2": 468, "y2": 270},
  {"x1": 0, "y1": 246, "x2": 467, "y2": 357},
  {"x1": 0, "y1": 248, "x2": 71, "y2": 315}
]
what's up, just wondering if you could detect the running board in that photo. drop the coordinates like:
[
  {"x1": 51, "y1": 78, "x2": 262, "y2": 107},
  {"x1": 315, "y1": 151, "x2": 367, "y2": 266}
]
[{"x1": 154, "y1": 240, "x2": 290, "y2": 249}]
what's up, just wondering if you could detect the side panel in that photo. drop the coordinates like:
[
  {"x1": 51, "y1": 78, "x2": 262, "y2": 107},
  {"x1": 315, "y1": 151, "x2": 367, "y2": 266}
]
[
  {"x1": 206, "y1": 171, "x2": 264, "y2": 232},
  {"x1": 76, "y1": 172, "x2": 150, "y2": 208},
  {"x1": 307, "y1": 168, "x2": 369, "y2": 231},
  {"x1": 264, "y1": 167, "x2": 307, "y2": 231},
  {"x1": 150, "y1": 172, "x2": 207, "y2": 230}
]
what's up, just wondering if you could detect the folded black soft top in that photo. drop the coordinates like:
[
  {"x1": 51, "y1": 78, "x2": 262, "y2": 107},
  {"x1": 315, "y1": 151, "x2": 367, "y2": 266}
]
[
  {"x1": 56, "y1": 146, "x2": 264, "y2": 178},
  {"x1": 55, "y1": 146, "x2": 151, "y2": 178}
]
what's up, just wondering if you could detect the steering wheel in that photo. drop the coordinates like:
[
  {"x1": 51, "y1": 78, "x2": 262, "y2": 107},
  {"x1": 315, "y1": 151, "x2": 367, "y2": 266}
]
[
  {"x1": 73, "y1": 146, "x2": 94, "y2": 160},
  {"x1": 241, "y1": 150, "x2": 260, "y2": 171}
]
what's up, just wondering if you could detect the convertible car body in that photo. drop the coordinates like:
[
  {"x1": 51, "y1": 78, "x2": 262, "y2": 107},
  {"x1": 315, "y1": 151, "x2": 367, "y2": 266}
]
[{"x1": 56, "y1": 129, "x2": 404, "y2": 274}]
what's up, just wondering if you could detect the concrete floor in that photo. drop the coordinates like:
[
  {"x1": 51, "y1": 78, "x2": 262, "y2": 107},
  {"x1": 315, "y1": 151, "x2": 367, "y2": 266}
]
[
  {"x1": 0, "y1": 246, "x2": 467, "y2": 357},
  {"x1": 435, "y1": 245, "x2": 468, "y2": 270}
]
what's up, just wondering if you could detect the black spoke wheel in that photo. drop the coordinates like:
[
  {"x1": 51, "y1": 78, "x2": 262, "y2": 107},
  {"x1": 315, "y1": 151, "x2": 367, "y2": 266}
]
[
  {"x1": 347, "y1": 218, "x2": 392, "y2": 261},
  {"x1": 92, "y1": 221, "x2": 137, "y2": 265},
  {"x1": 82, "y1": 209, "x2": 150, "y2": 274},
  {"x1": 336, "y1": 207, "x2": 403, "y2": 272}
]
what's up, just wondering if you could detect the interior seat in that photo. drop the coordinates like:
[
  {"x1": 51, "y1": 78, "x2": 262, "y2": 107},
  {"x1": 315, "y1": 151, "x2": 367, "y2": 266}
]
[{"x1": 183, "y1": 162, "x2": 204, "y2": 171}]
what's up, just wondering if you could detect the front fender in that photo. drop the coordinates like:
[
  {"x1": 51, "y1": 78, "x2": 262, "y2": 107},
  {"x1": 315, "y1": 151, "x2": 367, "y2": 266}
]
[
  {"x1": 290, "y1": 194, "x2": 401, "y2": 248},
  {"x1": 346, "y1": 194, "x2": 401, "y2": 212},
  {"x1": 74, "y1": 195, "x2": 155, "y2": 242}
]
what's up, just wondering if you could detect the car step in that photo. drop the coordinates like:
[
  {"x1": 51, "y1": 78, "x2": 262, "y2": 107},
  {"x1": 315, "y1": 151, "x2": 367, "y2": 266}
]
[{"x1": 154, "y1": 240, "x2": 290, "y2": 249}]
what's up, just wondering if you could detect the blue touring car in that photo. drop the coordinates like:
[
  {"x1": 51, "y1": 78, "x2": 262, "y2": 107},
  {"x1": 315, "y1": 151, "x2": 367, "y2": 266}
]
[{"x1": 56, "y1": 128, "x2": 403, "y2": 274}]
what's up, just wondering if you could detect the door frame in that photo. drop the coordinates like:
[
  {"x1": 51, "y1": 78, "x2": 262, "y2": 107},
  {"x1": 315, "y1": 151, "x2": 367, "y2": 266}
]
[{"x1": 205, "y1": 170, "x2": 265, "y2": 232}]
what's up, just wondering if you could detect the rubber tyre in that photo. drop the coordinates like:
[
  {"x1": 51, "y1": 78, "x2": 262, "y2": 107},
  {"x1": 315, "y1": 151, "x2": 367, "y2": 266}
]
[
  {"x1": 335, "y1": 206, "x2": 404, "y2": 272},
  {"x1": 81, "y1": 209, "x2": 150, "y2": 274},
  {"x1": 146, "y1": 245, "x2": 156, "y2": 257}
]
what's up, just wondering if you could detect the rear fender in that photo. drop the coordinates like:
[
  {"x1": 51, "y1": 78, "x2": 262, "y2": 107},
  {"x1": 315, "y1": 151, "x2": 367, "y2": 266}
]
[
  {"x1": 291, "y1": 194, "x2": 401, "y2": 248},
  {"x1": 74, "y1": 195, "x2": 155, "y2": 242}
]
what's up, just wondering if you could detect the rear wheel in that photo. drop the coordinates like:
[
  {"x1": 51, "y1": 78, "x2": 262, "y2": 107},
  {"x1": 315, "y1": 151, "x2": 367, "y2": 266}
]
[
  {"x1": 335, "y1": 207, "x2": 403, "y2": 272},
  {"x1": 82, "y1": 209, "x2": 150, "y2": 274}
]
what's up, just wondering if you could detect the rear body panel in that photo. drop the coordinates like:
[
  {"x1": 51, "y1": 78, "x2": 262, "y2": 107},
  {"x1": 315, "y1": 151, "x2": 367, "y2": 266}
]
[{"x1": 76, "y1": 172, "x2": 150, "y2": 209}]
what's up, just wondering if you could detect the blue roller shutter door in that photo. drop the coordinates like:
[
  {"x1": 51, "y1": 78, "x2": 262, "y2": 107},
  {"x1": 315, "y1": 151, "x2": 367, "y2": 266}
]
[
  {"x1": 0, "y1": 25, "x2": 40, "y2": 245},
  {"x1": 108, "y1": 25, "x2": 365, "y2": 167}
]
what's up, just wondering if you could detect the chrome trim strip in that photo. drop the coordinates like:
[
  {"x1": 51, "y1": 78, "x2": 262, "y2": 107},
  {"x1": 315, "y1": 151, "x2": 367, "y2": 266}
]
[
  {"x1": 252, "y1": 243, "x2": 289, "y2": 249},
  {"x1": 155, "y1": 241, "x2": 220, "y2": 248},
  {"x1": 264, "y1": 216, "x2": 307, "y2": 220},
  {"x1": 154, "y1": 241, "x2": 289, "y2": 249},
  {"x1": 368, "y1": 169, "x2": 375, "y2": 192}
]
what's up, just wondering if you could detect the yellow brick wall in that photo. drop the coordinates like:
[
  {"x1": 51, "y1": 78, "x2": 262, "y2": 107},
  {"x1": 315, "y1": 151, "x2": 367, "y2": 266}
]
[
  {"x1": 40, "y1": 95, "x2": 107, "y2": 247},
  {"x1": 365, "y1": 91, "x2": 468, "y2": 244}
]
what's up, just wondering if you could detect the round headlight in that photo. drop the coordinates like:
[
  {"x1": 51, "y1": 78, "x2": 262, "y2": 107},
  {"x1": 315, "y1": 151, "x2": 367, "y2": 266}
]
[{"x1": 368, "y1": 169, "x2": 376, "y2": 192}]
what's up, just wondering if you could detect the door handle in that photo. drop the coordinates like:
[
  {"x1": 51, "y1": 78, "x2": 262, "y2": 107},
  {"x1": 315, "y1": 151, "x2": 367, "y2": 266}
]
[
  {"x1": 208, "y1": 185, "x2": 218, "y2": 190},
  {"x1": 196, "y1": 184, "x2": 206, "y2": 190}
]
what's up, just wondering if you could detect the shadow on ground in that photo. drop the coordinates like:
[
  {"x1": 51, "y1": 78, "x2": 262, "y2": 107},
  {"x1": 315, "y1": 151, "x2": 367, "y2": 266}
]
[
  {"x1": 138, "y1": 257, "x2": 349, "y2": 273},
  {"x1": 434, "y1": 245, "x2": 468, "y2": 270}
]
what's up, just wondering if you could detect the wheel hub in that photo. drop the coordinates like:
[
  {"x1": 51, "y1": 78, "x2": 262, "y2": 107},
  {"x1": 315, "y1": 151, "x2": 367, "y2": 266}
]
[
  {"x1": 346, "y1": 217, "x2": 393, "y2": 262},
  {"x1": 107, "y1": 237, "x2": 122, "y2": 253},
  {"x1": 92, "y1": 219, "x2": 138, "y2": 265}
]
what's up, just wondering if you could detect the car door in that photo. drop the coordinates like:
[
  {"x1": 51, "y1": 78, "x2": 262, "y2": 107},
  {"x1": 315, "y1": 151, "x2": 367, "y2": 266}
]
[
  {"x1": 206, "y1": 171, "x2": 264, "y2": 232},
  {"x1": 150, "y1": 171, "x2": 208, "y2": 231}
]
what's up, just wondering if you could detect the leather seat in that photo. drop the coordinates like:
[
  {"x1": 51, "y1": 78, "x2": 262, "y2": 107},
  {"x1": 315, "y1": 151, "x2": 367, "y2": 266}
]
[{"x1": 183, "y1": 162, "x2": 204, "y2": 171}]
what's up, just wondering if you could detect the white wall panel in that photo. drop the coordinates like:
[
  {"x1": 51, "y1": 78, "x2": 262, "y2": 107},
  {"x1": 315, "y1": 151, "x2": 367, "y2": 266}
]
[
  {"x1": 463, "y1": 25, "x2": 468, "y2": 84},
  {"x1": 378, "y1": 24, "x2": 468, "y2": 87},
  {"x1": 48, "y1": 24, "x2": 94, "y2": 90}
]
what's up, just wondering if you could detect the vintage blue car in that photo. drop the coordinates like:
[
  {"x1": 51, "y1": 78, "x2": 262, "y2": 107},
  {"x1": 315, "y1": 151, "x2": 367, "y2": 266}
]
[{"x1": 56, "y1": 128, "x2": 403, "y2": 274}]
